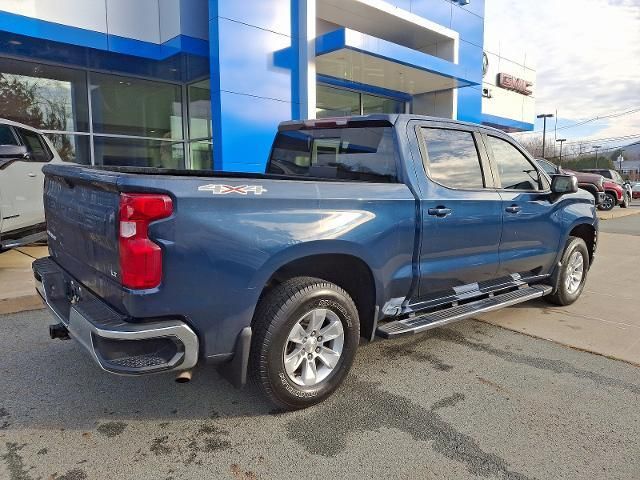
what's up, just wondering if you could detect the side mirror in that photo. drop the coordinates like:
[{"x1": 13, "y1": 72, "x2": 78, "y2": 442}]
[
  {"x1": 0, "y1": 145, "x2": 29, "y2": 159},
  {"x1": 550, "y1": 174, "x2": 578, "y2": 199},
  {"x1": 0, "y1": 145, "x2": 29, "y2": 169}
]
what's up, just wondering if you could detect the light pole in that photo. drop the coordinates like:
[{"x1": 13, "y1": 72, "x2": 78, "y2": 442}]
[
  {"x1": 556, "y1": 138, "x2": 566, "y2": 167},
  {"x1": 594, "y1": 145, "x2": 601, "y2": 168},
  {"x1": 537, "y1": 113, "x2": 554, "y2": 158}
]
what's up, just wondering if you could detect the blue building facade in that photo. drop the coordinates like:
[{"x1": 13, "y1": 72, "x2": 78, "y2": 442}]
[{"x1": 0, "y1": 0, "x2": 530, "y2": 172}]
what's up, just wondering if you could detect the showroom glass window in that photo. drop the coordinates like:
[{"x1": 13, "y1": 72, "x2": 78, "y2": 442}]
[
  {"x1": 187, "y1": 79, "x2": 213, "y2": 170},
  {"x1": 316, "y1": 85, "x2": 405, "y2": 118},
  {"x1": 0, "y1": 57, "x2": 90, "y2": 163},
  {"x1": 0, "y1": 57, "x2": 211, "y2": 169}
]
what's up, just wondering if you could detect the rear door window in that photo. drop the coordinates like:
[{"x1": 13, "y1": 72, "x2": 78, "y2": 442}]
[
  {"x1": 268, "y1": 127, "x2": 398, "y2": 182},
  {"x1": 16, "y1": 127, "x2": 53, "y2": 162},
  {"x1": 420, "y1": 128, "x2": 485, "y2": 189}
]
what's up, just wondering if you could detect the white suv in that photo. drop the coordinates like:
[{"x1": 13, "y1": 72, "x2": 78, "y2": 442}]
[{"x1": 0, "y1": 119, "x2": 63, "y2": 250}]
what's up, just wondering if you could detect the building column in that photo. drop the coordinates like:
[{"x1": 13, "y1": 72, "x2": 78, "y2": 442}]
[{"x1": 208, "y1": 0, "x2": 316, "y2": 172}]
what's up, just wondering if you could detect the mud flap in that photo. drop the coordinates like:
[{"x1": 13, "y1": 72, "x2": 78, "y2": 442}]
[{"x1": 218, "y1": 326, "x2": 252, "y2": 389}]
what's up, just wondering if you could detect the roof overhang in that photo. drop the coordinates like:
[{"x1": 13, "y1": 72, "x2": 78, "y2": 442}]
[
  {"x1": 317, "y1": 0, "x2": 458, "y2": 61},
  {"x1": 315, "y1": 28, "x2": 480, "y2": 96}
]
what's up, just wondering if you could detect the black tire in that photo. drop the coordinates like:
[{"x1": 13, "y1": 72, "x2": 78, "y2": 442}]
[
  {"x1": 250, "y1": 277, "x2": 360, "y2": 410},
  {"x1": 546, "y1": 237, "x2": 590, "y2": 306},
  {"x1": 598, "y1": 192, "x2": 616, "y2": 211},
  {"x1": 621, "y1": 193, "x2": 630, "y2": 208}
]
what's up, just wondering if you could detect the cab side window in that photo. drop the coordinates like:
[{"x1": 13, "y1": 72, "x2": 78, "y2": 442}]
[
  {"x1": 420, "y1": 128, "x2": 485, "y2": 189},
  {"x1": 16, "y1": 128, "x2": 52, "y2": 162},
  {"x1": 487, "y1": 135, "x2": 541, "y2": 191}
]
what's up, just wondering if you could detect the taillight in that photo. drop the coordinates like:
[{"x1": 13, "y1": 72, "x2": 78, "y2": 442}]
[{"x1": 119, "y1": 193, "x2": 173, "y2": 289}]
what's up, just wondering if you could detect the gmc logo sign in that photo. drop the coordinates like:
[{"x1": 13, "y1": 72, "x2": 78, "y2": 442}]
[{"x1": 497, "y1": 73, "x2": 533, "y2": 96}]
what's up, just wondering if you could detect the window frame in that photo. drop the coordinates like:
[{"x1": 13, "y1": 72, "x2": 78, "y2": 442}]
[
  {"x1": 415, "y1": 123, "x2": 492, "y2": 192},
  {"x1": 483, "y1": 133, "x2": 549, "y2": 193},
  {"x1": 14, "y1": 127, "x2": 54, "y2": 163}
]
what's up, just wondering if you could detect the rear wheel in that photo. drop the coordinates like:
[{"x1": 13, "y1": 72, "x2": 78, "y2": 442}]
[
  {"x1": 598, "y1": 192, "x2": 616, "y2": 211},
  {"x1": 250, "y1": 277, "x2": 360, "y2": 410},
  {"x1": 546, "y1": 236, "x2": 589, "y2": 306}
]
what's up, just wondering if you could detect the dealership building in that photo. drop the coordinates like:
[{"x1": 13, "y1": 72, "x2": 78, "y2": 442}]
[{"x1": 0, "y1": 0, "x2": 535, "y2": 171}]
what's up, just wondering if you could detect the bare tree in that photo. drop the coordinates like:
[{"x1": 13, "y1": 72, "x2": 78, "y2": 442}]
[{"x1": 517, "y1": 135, "x2": 545, "y2": 158}]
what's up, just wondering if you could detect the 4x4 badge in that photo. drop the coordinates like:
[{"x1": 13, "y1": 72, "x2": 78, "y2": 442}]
[{"x1": 198, "y1": 184, "x2": 268, "y2": 195}]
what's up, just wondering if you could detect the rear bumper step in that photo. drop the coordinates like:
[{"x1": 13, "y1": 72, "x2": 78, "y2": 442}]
[
  {"x1": 33, "y1": 257, "x2": 198, "y2": 375},
  {"x1": 376, "y1": 284, "x2": 552, "y2": 339}
]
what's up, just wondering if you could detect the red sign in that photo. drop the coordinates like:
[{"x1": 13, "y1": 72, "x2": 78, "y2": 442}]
[{"x1": 497, "y1": 73, "x2": 533, "y2": 96}]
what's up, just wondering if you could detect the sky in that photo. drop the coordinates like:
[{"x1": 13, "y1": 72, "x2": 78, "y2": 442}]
[{"x1": 484, "y1": 0, "x2": 640, "y2": 156}]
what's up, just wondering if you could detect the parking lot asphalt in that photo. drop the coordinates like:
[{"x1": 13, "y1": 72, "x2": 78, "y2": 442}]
[{"x1": 1, "y1": 309, "x2": 639, "y2": 480}]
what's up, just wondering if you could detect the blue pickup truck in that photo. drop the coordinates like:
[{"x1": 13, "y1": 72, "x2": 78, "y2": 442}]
[{"x1": 33, "y1": 115, "x2": 598, "y2": 409}]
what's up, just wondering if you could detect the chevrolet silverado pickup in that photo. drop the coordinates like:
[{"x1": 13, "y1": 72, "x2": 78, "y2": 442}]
[{"x1": 33, "y1": 115, "x2": 598, "y2": 409}]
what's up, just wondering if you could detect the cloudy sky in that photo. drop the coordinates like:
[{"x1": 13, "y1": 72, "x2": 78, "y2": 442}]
[{"x1": 484, "y1": 0, "x2": 640, "y2": 154}]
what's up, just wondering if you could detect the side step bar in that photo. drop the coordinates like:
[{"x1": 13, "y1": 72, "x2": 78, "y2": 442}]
[{"x1": 376, "y1": 284, "x2": 552, "y2": 339}]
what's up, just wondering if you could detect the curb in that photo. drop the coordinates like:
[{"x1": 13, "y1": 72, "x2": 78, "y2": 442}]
[
  {"x1": 0, "y1": 294, "x2": 45, "y2": 316},
  {"x1": 597, "y1": 209, "x2": 640, "y2": 221}
]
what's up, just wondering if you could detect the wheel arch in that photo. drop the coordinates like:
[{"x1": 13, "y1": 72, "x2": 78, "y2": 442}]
[
  {"x1": 568, "y1": 223, "x2": 596, "y2": 265},
  {"x1": 251, "y1": 247, "x2": 380, "y2": 341},
  {"x1": 604, "y1": 189, "x2": 620, "y2": 203}
]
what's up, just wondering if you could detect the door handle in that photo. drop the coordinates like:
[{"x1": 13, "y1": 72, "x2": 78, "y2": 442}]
[
  {"x1": 427, "y1": 207, "x2": 452, "y2": 217},
  {"x1": 505, "y1": 205, "x2": 521, "y2": 214},
  {"x1": 28, "y1": 173, "x2": 36, "y2": 177}
]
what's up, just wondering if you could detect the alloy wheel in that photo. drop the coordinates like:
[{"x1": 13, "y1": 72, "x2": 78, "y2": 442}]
[{"x1": 282, "y1": 308, "x2": 345, "y2": 386}]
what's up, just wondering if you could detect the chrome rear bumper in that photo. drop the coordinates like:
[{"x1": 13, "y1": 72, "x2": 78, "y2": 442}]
[{"x1": 33, "y1": 257, "x2": 198, "y2": 375}]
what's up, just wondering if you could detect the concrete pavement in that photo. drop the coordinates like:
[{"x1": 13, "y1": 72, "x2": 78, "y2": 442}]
[
  {"x1": 479, "y1": 214, "x2": 640, "y2": 366},
  {"x1": 0, "y1": 246, "x2": 47, "y2": 315},
  {"x1": 1, "y1": 310, "x2": 639, "y2": 480}
]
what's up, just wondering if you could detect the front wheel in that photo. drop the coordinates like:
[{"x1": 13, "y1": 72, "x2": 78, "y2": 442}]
[
  {"x1": 250, "y1": 277, "x2": 360, "y2": 410},
  {"x1": 621, "y1": 193, "x2": 630, "y2": 208},
  {"x1": 598, "y1": 192, "x2": 616, "y2": 211},
  {"x1": 546, "y1": 236, "x2": 590, "y2": 306}
]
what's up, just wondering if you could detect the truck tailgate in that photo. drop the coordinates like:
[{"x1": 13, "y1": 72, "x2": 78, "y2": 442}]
[{"x1": 44, "y1": 165, "x2": 121, "y2": 296}]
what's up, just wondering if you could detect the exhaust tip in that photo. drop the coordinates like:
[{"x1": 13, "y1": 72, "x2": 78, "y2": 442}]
[{"x1": 175, "y1": 370, "x2": 193, "y2": 383}]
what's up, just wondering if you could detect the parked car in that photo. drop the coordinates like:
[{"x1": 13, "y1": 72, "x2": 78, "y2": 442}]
[
  {"x1": 0, "y1": 119, "x2": 62, "y2": 250},
  {"x1": 632, "y1": 182, "x2": 640, "y2": 200},
  {"x1": 580, "y1": 168, "x2": 632, "y2": 208},
  {"x1": 33, "y1": 115, "x2": 598, "y2": 409},
  {"x1": 534, "y1": 159, "x2": 605, "y2": 206},
  {"x1": 598, "y1": 179, "x2": 625, "y2": 211}
]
